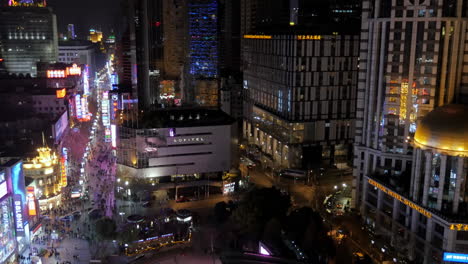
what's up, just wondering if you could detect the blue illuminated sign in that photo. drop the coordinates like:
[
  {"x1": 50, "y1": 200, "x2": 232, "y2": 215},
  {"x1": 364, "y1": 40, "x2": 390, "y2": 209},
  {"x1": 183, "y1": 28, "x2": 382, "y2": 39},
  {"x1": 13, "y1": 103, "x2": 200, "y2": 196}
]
[
  {"x1": 12, "y1": 162, "x2": 25, "y2": 203},
  {"x1": 444, "y1": 252, "x2": 468, "y2": 263}
]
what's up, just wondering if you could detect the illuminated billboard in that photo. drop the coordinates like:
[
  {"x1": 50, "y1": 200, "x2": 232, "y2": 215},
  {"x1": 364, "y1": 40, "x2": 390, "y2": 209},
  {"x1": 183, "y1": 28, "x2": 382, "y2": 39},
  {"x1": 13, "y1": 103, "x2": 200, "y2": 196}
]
[
  {"x1": 56, "y1": 88, "x2": 66, "y2": 99},
  {"x1": 61, "y1": 148, "x2": 68, "y2": 187},
  {"x1": 105, "y1": 127, "x2": 111, "y2": 143},
  {"x1": 0, "y1": 181, "x2": 7, "y2": 200},
  {"x1": 13, "y1": 195, "x2": 25, "y2": 236},
  {"x1": 83, "y1": 65, "x2": 89, "y2": 95},
  {"x1": 52, "y1": 110, "x2": 68, "y2": 142},
  {"x1": 47, "y1": 70, "x2": 66, "y2": 78},
  {"x1": 75, "y1": 94, "x2": 83, "y2": 119},
  {"x1": 111, "y1": 124, "x2": 117, "y2": 148},
  {"x1": 26, "y1": 187, "x2": 36, "y2": 216},
  {"x1": 102, "y1": 91, "x2": 110, "y2": 126},
  {"x1": 66, "y1": 64, "x2": 81, "y2": 76},
  {"x1": 444, "y1": 252, "x2": 468, "y2": 263}
]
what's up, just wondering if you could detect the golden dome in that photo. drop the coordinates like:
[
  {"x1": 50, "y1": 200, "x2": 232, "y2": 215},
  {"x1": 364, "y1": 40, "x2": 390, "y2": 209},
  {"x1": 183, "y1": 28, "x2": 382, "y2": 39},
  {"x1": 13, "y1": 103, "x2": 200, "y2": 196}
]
[{"x1": 414, "y1": 104, "x2": 468, "y2": 156}]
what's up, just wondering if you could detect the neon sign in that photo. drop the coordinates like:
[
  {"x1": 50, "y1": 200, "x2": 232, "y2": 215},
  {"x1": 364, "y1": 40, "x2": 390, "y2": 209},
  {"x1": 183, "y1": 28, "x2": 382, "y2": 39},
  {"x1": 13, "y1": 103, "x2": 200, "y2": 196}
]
[
  {"x1": 297, "y1": 35, "x2": 321, "y2": 40},
  {"x1": 47, "y1": 70, "x2": 66, "y2": 78},
  {"x1": 61, "y1": 148, "x2": 68, "y2": 187},
  {"x1": 75, "y1": 94, "x2": 82, "y2": 119},
  {"x1": 66, "y1": 63, "x2": 81, "y2": 76},
  {"x1": 444, "y1": 252, "x2": 468, "y2": 263},
  {"x1": 243, "y1": 35, "x2": 272, "y2": 39},
  {"x1": 56, "y1": 88, "x2": 66, "y2": 99},
  {"x1": 13, "y1": 195, "x2": 25, "y2": 236},
  {"x1": 367, "y1": 178, "x2": 432, "y2": 218}
]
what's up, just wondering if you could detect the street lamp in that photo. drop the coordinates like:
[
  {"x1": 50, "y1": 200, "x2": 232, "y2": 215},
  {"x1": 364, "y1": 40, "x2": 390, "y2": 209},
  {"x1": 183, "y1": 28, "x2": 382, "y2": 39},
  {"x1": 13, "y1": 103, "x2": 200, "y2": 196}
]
[
  {"x1": 125, "y1": 180, "x2": 129, "y2": 186},
  {"x1": 334, "y1": 185, "x2": 338, "y2": 190},
  {"x1": 117, "y1": 178, "x2": 121, "y2": 183},
  {"x1": 342, "y1": 183, "x2": 347, "y2": 188}
]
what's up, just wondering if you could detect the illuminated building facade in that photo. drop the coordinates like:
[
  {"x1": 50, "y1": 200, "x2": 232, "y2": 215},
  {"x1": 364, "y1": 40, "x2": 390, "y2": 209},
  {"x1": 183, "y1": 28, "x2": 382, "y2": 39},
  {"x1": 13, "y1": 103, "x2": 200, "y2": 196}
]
[
  {"x1": 242, "y1": 34, "x2": 359, "y2": 169},
  {"x1": 88, "y1": 29, "x2": 103, "y2": 43},
  {"x1": 355, "y1": 1, "x2": 468, "y2": 263},
  {"x1": 0, "y1": 4, "x2": 58, "y2": 76},
  {"x1": 188, "y1": 0, "x2": 218, "y2": 79},
  {"x1": 23, "y1": 147, "x2": 63, "y2": 209},
  {"x1": 117, "y1": 109, "x2": 234, "y2": 178},
  {"x1": 0, "y1": 170, "x2": 17, "y2": 264},
  {"x1": 67, "y1": 24, "x2": 75, "y2": 40}
]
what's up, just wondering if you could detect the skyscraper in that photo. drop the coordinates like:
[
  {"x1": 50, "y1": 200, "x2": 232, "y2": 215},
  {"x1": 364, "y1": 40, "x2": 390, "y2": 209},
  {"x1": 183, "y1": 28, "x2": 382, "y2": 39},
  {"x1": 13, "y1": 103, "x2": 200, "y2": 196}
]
[
  {"x1": 67, "y1": 24, "x2": 76, "y2": 40},
  {"x1": 0, "y1": 3, "x2": 58, "y2": 76},
  {"x1": 354, "y1": 1, "x2": 468, "y2": 262},
  {"x1": 241, "y1": 0, "x2": 360, "y2": 169}
]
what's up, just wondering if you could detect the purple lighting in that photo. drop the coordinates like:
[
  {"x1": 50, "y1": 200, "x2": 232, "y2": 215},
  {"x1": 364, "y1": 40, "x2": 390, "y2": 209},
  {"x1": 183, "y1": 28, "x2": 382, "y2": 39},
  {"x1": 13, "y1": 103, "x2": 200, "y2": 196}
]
[
  {"x1": 169, "y1": 128, "x2": 175, "y2": 137},
  {"x1": 259, "y1": 245, "x2": 271, "y2": 256}
]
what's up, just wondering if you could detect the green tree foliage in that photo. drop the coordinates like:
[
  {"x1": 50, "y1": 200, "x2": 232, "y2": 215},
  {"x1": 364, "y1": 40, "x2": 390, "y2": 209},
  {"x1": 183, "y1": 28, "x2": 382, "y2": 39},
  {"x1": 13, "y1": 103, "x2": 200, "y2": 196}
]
[{"x1": 231, "y1": 187, "x2": 290, "y2": 236}]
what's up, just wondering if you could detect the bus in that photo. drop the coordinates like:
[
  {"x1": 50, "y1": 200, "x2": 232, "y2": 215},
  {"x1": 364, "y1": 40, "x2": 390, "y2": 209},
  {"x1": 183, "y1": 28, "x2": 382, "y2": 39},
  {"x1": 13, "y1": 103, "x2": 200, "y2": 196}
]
[
  {"x1": 279, "y1": 169, "x2": 307, "y2": 180},
  {"x1": 71, "y1": 186, "x2": 82, "y2": 198}
]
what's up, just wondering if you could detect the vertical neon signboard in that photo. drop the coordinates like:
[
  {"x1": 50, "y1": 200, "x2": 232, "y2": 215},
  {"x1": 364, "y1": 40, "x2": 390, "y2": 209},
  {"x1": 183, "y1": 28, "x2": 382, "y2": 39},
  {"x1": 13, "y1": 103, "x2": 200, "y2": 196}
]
[
  {"x1": 111, "y1": 124, "x2": 117, "y2": 148},
  {"x1": 75, "y1": 94, "x2": 82, "y2": 119}
]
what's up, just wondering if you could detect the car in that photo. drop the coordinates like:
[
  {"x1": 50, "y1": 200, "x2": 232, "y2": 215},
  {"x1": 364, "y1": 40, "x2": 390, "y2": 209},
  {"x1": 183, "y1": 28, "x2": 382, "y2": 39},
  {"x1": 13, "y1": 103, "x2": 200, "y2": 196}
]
[{"x1": 176, "y1": 196, "x2": 189, "y2": 203}]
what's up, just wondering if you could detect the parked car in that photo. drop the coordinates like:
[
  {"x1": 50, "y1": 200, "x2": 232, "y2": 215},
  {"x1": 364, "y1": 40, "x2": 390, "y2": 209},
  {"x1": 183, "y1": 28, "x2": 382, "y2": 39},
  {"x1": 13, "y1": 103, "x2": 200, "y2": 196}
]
[{"x1": 176, "y1": 196, "x2": 189, "y2": 203}]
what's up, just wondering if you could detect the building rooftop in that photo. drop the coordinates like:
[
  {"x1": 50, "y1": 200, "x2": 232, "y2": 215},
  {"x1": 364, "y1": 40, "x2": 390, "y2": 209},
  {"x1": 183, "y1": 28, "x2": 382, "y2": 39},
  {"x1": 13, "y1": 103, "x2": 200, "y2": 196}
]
[
  {"x1": 414, "y1": 104, "x2": 468, "y2": 157},
  {"x1": 125, "y1": 108, "x2": 236, "y2": 129}
]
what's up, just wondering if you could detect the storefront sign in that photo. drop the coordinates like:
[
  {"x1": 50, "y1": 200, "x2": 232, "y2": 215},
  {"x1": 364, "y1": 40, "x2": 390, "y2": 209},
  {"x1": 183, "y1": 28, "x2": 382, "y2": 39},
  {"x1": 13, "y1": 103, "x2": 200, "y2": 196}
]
[
  {"x1": 243, "y1": 34, "x2": 272, "y2": 39},
  {"x1": 444, "y1": 252, "x2": 468, "y2": 263},
  {"x1": 449, "y1": 224, "x2": 468, "y2": 231},
  {"x1": 297, "y1": 35, "x2": 321, "y2": 40},
  {"x1": 367, "y1": 178, "x2": 432, "y2": 218},
  {"x1": 13, "y1": 195, "x2": 25, "y2": 236}
]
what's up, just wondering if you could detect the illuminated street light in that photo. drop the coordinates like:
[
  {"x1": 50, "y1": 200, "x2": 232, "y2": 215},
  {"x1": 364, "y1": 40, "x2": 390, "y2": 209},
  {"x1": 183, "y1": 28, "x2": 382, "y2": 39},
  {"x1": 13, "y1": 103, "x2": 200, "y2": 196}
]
[
  {"x1": 342, "y1": 183, "x2": 347, "y2": 188},
  {"x1": 117, "y1": 178, "x2": 121, "y2": 183},
  {"x1": 125, "y1": 180, "x2": 129, "y2": 186},
  {"x1": 334, "y1": 185, "x2": 338, "y2": 190}
]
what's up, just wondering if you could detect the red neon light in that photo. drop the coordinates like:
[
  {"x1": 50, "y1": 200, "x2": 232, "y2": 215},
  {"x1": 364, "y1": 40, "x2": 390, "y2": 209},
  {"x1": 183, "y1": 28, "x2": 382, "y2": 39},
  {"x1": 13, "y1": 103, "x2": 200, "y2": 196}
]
[{"x1": 155, "y1": 21, "x2": 161, "y2": 27}]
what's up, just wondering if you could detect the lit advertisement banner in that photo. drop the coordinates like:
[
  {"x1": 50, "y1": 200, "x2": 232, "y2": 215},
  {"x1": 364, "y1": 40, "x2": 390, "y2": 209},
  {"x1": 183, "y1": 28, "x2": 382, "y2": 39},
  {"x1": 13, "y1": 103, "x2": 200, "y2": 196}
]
[
  {"x1": 83, "y1": 65, "x2": 89, "y2": 95},
  {"x1": 66, "y1": 64, "x2": 81, "y2": 76},
  {"x1": 111, "y1": 124, "x2": 117, "y2": 148},
  {"x1": 13, "y1": 194, "x2": 25, "y2": 236},
  {"x1": 444, "y1": 252, "x2": 468, "y2": 263},
  {"x1": 102, "y1": 91, "x2": 110, "y2": 126},
  {"x1": 81, "y1": 97, "x2": 88, "y2": 118},
  {"x1": 47, "y1": 70, "x2": 66, "y2": 78},
  {"x1": 367, "y1": 178, "x2": 432, "y2": 218},
  {"x1": 61, "y1": 148, "x2": 68, "y2": 187},
  {"x1": 243, "y1": 35, "x2": 271, "y2": 39},
  {"x1": 26, "y1": 187, "x2": 36, "y2": 216},
  {"x1": 104, "y1": 127, "x2": 111, "y2": 143},
  {"x1": 450, "y1": 224, "x2": 468, "y2": 231},
  {"x1": 111, "y1": 73, "x2": 118, "y2": 86},
  {"x1": 75, "y1": 94, "x2": 83, "y2": 119},
  {"x1": 297, "y1": 35, "x2": 321, "y2": 40},
  {"x1": 56, "y1": 88, "x2": 66, "y2": 98},
  {"x1": 111, "y1": 94, "x2": 118, "y2": 120},
  {"x1": 0, "y1": 181, "x2": 7, "y2": 200}
]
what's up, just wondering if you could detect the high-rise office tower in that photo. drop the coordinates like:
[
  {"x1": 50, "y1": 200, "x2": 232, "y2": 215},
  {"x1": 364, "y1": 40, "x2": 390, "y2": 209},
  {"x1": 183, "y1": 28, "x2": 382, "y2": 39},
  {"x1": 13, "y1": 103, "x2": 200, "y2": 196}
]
[
  {"x1": 0, "y1": 2, "x2": 57, "y2": 76},
  {"x1": 67, "y1": 24, "x2": 76, "y2": 40},
  {"x1": 355, "y1": 1, "x2": 468, "y2": 263},
  {"x1": 186, "y1": 0, "x2": 219, "y2": 107},
  {"x1": 242, "y1": 0, "x2": 360, "y2": 169},
  {"x1": 125, "y1": 0, "x2": 187, "y2": 110}
]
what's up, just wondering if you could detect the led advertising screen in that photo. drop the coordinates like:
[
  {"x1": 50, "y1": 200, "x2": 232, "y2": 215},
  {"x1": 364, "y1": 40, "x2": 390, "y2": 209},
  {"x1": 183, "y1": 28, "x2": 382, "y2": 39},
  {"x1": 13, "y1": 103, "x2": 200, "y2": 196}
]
[
  {"x1": 13, "y1": 194, "x2": 25, "y2": 236},
  {"x1": 111, "y1": 124, "x2": 117, "y2": 148},
  {"x1": 52, "y1": 110, "x2": 69, "y2": 142},
  {"x1": 0, "y1": 181, "x2": 7, "y2": 200},
  {"x1": 75, "y1": 94, "x2": 82, "y2": 119}
]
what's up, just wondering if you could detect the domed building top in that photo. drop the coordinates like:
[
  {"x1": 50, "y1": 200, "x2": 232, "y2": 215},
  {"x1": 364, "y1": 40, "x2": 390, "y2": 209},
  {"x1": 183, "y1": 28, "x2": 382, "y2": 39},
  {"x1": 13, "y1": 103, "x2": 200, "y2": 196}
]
[{"x1": 414, "y1": 104, "x2": 468, "y2": 156}]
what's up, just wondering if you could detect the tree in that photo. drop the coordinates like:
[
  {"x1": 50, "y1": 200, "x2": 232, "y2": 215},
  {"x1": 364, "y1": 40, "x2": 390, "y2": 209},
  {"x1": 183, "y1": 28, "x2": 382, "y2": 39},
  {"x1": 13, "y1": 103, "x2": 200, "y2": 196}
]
[
  {"x1": 117, "y1": 226, "x2": 139, "y2": 244},
  {"x1": 95, "y1": 217, "x2": 117, "y2": 240},
  {"x1": 214, "y1": 201, "x2": 229, "y2": 223},
  {"x1": 231, "y1": 187, "x2": 290, "y2": 237}
]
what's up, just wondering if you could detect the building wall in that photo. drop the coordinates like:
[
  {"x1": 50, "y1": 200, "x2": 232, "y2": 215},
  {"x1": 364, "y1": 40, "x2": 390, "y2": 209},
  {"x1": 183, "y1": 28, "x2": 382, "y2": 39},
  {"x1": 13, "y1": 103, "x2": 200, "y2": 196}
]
[
  {"x1": 31, "y1": 94, "x2": 67, "y2": 118},
  {"x1": 242, "y1": 34, "x2": 358, "y2": 168},
  {"x1": 353, "y1": 0, "x2": 468, "y2": 209},
  {"x1": 58, "y1": 46, "x2": 94, "y2": 73},
  {"x1": 117, "y1": 124, "x2": 231, "y2": 178},
  {"x1": 0, "y1": 7, "x2": 58, "y2": 76}
]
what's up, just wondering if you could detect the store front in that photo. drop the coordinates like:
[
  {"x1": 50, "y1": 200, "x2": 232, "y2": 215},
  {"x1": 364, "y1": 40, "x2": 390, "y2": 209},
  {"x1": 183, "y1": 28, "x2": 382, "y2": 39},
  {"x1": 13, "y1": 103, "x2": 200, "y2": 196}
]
[{"x1": 0, "y1": 197, "x2": 17, "y2": 264}]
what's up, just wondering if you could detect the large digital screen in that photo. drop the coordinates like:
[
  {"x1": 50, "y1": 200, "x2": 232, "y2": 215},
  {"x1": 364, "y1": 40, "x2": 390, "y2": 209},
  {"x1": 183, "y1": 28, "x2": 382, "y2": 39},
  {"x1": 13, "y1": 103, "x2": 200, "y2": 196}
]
[
  {"x1": 444, "y1": 252, "x2": 468, "y2": 263},
  {"x1": 111, "y1": 124, "x2": 117, "y2": 148},
  {"x1": 75, "y1": 94, "x2": 82, "y2": 119},
  {"x1": 52, "y1": 110, "x2": 68, "y2": 142}
]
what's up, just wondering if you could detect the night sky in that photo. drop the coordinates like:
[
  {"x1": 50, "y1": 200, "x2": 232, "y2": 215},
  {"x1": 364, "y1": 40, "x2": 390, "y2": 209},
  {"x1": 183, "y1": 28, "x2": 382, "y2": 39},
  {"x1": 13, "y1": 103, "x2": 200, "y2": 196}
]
[{"x1": 47, "y1": 0, "x2": 122, "y2": 39}]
